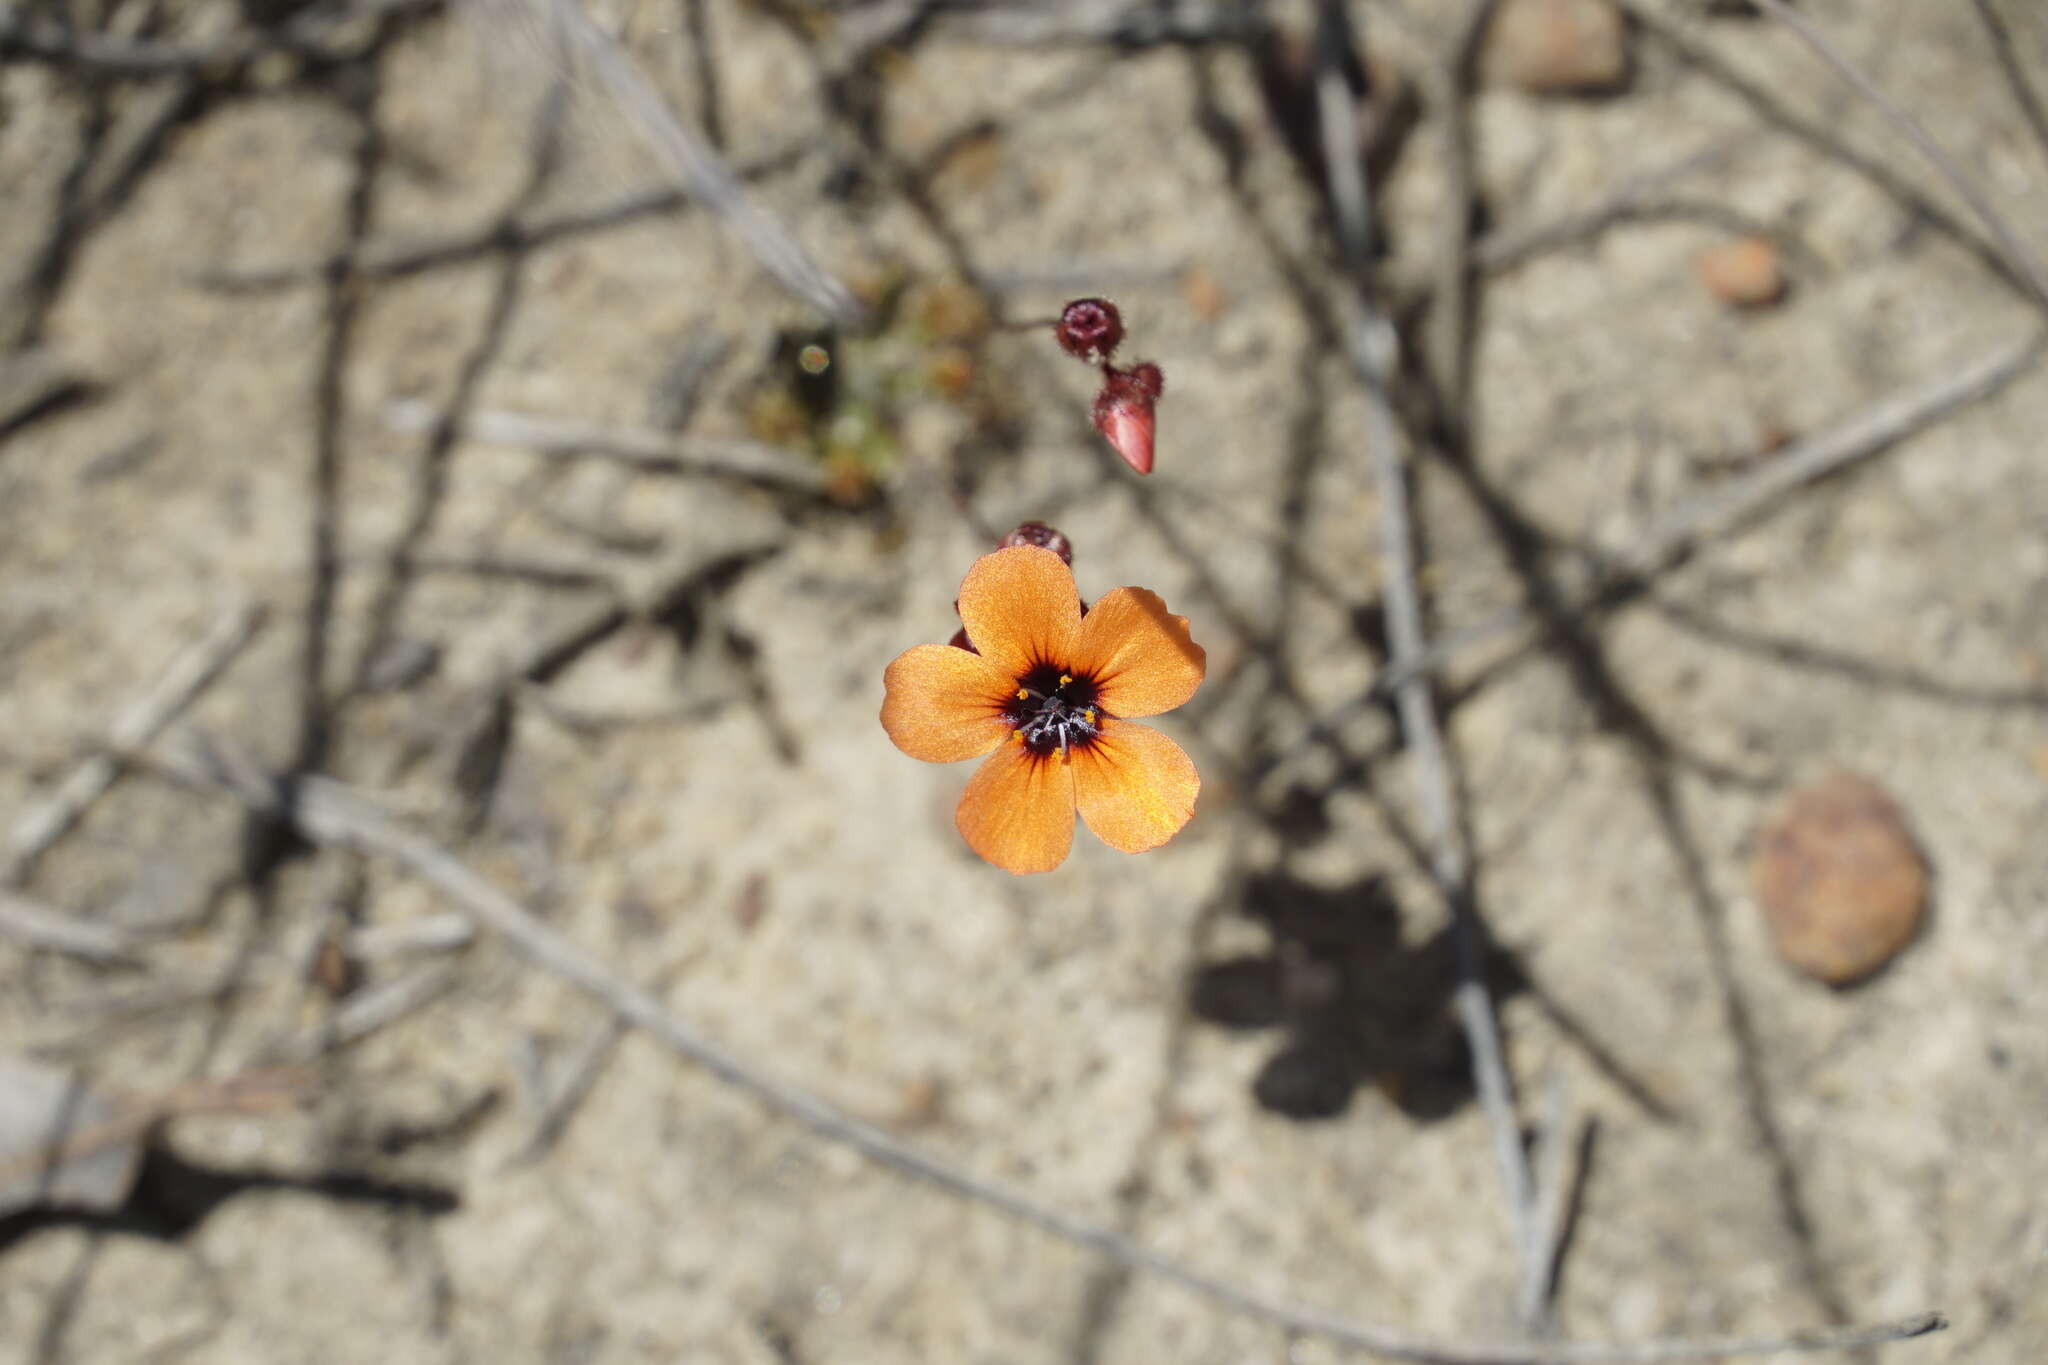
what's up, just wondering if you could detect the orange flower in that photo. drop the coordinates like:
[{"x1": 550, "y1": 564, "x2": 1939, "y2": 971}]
[{"x1": 881, "y1": 545, "x2": 1205, "y2": 874}]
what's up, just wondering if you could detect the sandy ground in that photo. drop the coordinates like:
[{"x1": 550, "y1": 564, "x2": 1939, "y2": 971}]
[{"x1": 3, "y1": 0, "x2": 2048, "y2": 1361}]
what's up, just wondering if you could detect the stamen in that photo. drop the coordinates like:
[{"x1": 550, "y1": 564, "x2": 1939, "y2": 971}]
[{"x1": 1006, "y1": 667, "x2": 1104, "y2": 757}]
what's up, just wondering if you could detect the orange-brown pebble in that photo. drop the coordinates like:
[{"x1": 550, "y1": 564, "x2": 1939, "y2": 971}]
[
  {"x1": 1481, "y1": 0, "x2": 1629, "y2": 95},
  {"x1": 1182, "y1": 265, "x2": 1226, "y2": 322},
  {"x1": 1750, "y1": 770, "x2": 1929, "y2": 986},
  {"x1": 1697, "y1": 236, "x2": 1788, "y2": 309}
]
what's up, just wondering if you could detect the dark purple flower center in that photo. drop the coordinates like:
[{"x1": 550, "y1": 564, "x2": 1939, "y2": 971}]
[{"x1": 1007, "y1": 664, "x2": 1103, "y2": 758}]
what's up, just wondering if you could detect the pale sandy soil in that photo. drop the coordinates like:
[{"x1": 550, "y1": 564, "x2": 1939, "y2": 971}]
[{"x1": 3, "y1": 1, "x2": 2047, "y2": 1362}]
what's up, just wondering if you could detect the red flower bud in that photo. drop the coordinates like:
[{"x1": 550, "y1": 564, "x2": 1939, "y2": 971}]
[
  {"x1": 998, "y1": 520, "x2": 1075, "y2": 565},
  {"x1": 1092, "y1": 362, "x2": 1163, "y2": 475},
  {"x1": 1055, "y1": 298, "x2": 1124, "y2": 363}
]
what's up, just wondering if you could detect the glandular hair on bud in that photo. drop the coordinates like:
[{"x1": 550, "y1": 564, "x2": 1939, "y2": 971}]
[
  {"x1": 999, "y1": 521, "x2": 1075, "y2": 566},
  {"x1": 1055, "y1": 298, "x2": 1124, "y2": 363}
]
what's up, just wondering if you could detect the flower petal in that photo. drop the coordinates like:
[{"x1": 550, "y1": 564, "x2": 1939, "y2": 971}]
[
  {"x1": 1069, "y1": 587, "x2": 1206, "y2": 718},
  {"x1": 1073, "y1": 719, "x2": 1199, "y2": 854},
  {"x1": 881, "y1": 645, "x2": 1016, "y2": 763},
  {"x1": 956, "y1": 546, "x2": 1082, "y2": 682},
  {"x1": 956, "y1": 737, "x2": 1077, "y2": 875}
]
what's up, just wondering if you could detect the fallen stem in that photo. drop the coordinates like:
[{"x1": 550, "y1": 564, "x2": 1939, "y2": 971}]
[
  {"x1": 0, "y1": 889, "x2": 141, "y2": 966},
  {"x1": 518, "y1": 0, "x2": 861, "y2": 323},
  {"x1": 2, "y1": 599, "x2": 264, "y2": 886},
  {"x1": 1320, "y1": 0, "x2": 1537, "y2": 1282}
]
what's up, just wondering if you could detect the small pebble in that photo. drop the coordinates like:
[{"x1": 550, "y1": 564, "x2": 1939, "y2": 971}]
[
  {"x1": 1181, "y1": 264, "x2": 1226, "y2": 322},
  {"x1": 1750, "y1": 770, "x2": 1929, "y2": 986},
  {"x1": 1481, "y1": 0, "x2": 1630, "y2": 96},
  {"x1": 1697, "y1": 235, "x2": 1788, "y2": 309}
]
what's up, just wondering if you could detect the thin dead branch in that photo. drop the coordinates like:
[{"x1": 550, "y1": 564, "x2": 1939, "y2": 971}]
[
  {"x1": 505, "y1": 1013, "x2": 627, "y2": 1165},
  {"x1": 145, "y1": 737, "x2": 1946, "y2": 1365},
  {"x1": 1616, "y1": 1, "x2": 2030, "y2": 309},
  {"x1": 288, "y1": 963, "x2": 462, "y2": 1059},
  {"x1": 1319, "y1": 0, "x2": 1538, "y2": 1287},
  {"x1": 1518, "y1": 1073, "x2": 1586, "y2": 1329},
  {"x1": 1969, "y1": 0, "x2": 2048, "y2": 173},
  {"x1": 1350, "y1": 295, "x2": 1539, "y2": 1268},
  {"x1": 519, "y1": 0, "x2": 861, "y2": 323},
  {"x1": 1419, "y1": 0, "x2": 1500, "y2": 424},
  {"x1": 0, "y1": 890, "x2": 141, "y2": 966},
  {"x1": 1746, "y1": 0, "x2": 2048, "y2": 312},
  {"x1": 348, "y1": 912, "x2": 476, "y2": 959},
  {"x1": 1616, "y1": 330, "x2": 2047, "y2": 577},
  {"x1": 1, "y1": 600, "x2": 264, "y2": 886}
]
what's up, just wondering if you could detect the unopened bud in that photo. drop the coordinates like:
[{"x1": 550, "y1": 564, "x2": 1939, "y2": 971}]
[
  {"x1": 1055, "y1": 298, "x2": 1124, "y2": 363},
  {"x1": 1092, "y1": 363, "x2": 1163, "y2": 475},
  {"x1": 998, "y1": 521, "x2": 1075, "y2": 565}
]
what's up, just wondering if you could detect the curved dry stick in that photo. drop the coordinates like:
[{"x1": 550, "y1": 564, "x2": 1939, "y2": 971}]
[
  {"x1": 151, "y1": 738, "x2": 1945, "y2": 1365},
  {"x1": 1616, "y1": 1, "x2": 2026, "y2": 307},
  {"x1": 2, "y1": 599, "x2": 264, "y2": 885},
  {"x1": 1747, "y1": 0, "x2": 2048, "y2": 312},
  {"x1": 511, "y1": 0, "x2": 862, "y2": 324},
  {"x1": 1316, "y1": 0, "x2": 1538, "y2": 1289},
  {"x1": 1968, "y1": 0, "x2": 2048, "y2": 171}
]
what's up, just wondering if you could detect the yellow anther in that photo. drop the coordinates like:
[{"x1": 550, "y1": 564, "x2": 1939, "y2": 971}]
[
  {"x1": 1016, "y1": 688, "x2": 1030, "y2": 701},
  {"x1": 1082, "y1": 708, "x2": 1096, "y2": 725},
  {"x1": 1012, "y1": 728, "x2": 1026, "y2": 742},
  {"x1": 1058, "y1": 674, "x2": 1073, "y2": 687}
]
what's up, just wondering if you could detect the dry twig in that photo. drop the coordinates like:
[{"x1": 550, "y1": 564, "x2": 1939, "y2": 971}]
[
  {"x1": 1316, "y1": 0, "x2": 1538, "y2": 1286},
  {"x1": 1969, "y1": 0, "x2": 2048, "y2": 172},
  {"x1": 2, "y1": 600, "x2": 263, "y2": 886},
  {"x1": 1616, "y1": 331, "x2": 2046, "y2": 578},
  {"x1": 348, "y1": 912, "x2": 476, "y2": 959},
  {"x1": 0, "y1": 889, "x2": 140, "y2": 966},
  {"x1": 505, "y1": 1013, "x2": 627, "y2": 1165},
  {"x1": 1517, "y1": 1073, "x2": 1586, "y2": 1329},
  {"x1": 1746, "y1": 0, "x2": 2048, "y2": 311},
  {"x1": 516, "y1": 0, "x2": 861, "y2": 323},
  {"x1": 282, "y1": 963, "x2": 462, "y2": 1060},
  {"x1": 1616, "y1": 1, "x2": 2028, "y2": 307}
]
